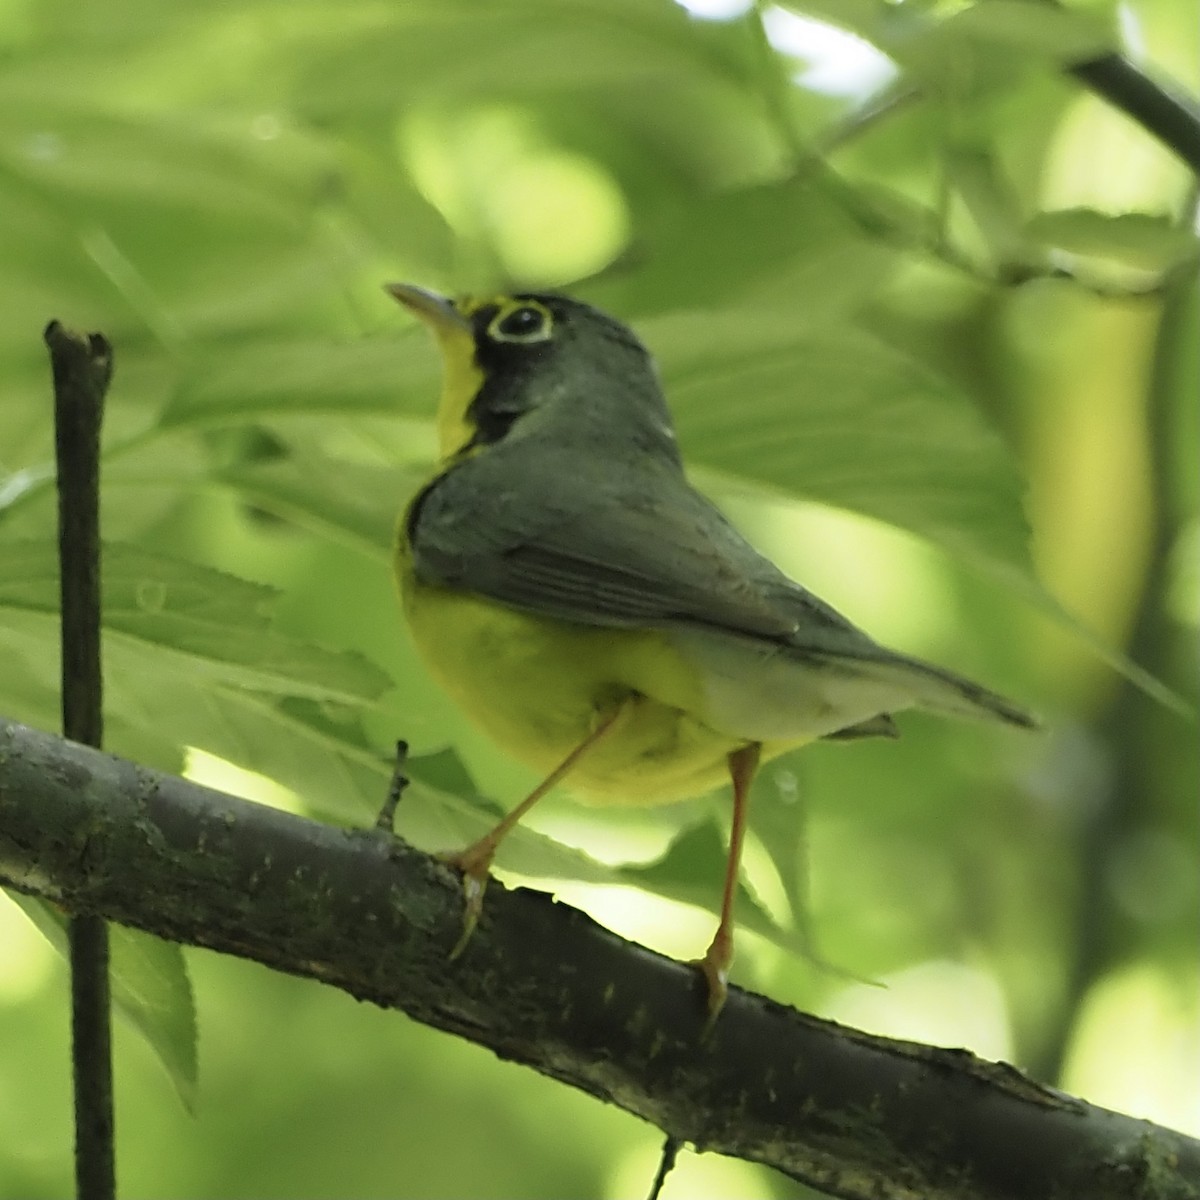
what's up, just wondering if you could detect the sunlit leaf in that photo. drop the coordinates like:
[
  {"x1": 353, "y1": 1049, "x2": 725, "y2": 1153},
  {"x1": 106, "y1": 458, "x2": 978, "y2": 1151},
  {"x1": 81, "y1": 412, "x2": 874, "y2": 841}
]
[
  {"x1": 617, "y1": 819, "x2": 810, "y2": 959},
  {"x1": 1028, "y1": 208, "x2": 1200, "y2": 279}
]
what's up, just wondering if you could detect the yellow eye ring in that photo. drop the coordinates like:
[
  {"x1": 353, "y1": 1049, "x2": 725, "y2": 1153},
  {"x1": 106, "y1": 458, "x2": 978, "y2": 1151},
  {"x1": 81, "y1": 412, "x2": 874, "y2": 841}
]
[{"x1": 488, "y1": 302, "x2": 553, "y2": 344}]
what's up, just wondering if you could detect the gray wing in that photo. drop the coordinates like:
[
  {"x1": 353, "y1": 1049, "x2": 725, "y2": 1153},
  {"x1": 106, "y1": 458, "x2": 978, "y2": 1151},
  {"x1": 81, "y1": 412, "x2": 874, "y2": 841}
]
[
  {"x1": 410, "y1": 448, "x2": 1036, "y2": 729},
  {"x1": 410, "y1": 448, "x2": 873, "y2": 651}
]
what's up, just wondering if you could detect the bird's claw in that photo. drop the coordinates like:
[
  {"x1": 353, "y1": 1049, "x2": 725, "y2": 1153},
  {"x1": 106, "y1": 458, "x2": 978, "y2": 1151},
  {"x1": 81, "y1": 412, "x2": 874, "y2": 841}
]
[
  {"x1": 691, "y1": 948, "x2": 730, "y2": 1039},
  {"x1": 438, "y1": 848, "x2": 492, "y2": 959}
]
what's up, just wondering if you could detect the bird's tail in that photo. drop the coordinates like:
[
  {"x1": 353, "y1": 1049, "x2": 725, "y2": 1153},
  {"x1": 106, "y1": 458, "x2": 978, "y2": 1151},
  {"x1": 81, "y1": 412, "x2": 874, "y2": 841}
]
[{"x1": 823, "y1": 649, "x2": 1039, "y2": 729}]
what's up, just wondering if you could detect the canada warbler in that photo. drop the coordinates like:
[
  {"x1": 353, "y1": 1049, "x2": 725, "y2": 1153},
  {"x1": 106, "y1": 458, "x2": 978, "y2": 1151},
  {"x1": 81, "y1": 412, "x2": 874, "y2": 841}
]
[{"x1": 389, "y1": 284, "x2": 1035, "y2": 1019}]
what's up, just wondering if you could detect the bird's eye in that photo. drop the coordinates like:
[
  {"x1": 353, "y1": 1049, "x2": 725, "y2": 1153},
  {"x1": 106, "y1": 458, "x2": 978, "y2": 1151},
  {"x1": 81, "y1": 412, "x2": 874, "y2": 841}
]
[{"x1": 489, "y1": 304, "x2": 551, "y2": 344}]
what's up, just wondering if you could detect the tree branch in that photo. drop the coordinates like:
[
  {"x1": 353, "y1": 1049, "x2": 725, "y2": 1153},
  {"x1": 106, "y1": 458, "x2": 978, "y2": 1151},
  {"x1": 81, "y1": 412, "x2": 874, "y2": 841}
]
[
  {"x1": 2, "y1": 715, "x2": 1197, "y2": 1200},
  {"x1": 1071, "y1": 53, "x2": 1200, "y2": 176}
]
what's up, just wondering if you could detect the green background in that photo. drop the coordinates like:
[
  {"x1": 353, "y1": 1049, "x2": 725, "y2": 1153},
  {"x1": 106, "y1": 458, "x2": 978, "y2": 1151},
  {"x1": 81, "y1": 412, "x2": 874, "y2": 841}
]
[{"x1": 1, "y1": 0, "x2": 1197, "y2": 1195}]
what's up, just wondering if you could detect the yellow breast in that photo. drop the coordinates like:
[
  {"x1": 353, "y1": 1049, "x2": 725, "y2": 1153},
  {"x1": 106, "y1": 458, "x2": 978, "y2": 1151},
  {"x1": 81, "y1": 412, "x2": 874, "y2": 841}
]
[{"x1": 398, "y1": 560, "x2": 750, "y2": 804}]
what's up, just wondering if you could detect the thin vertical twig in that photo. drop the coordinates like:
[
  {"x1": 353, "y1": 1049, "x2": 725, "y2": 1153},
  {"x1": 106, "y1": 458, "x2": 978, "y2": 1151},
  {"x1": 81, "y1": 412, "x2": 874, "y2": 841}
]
[
  {"x1": 646, "y1": 1135, "x2": 681, "y2": 1200},
  {"x1": 46, "y1": 319, "x2": 116, "y2": 1200},
  {"x1": 375, "y1": 740, "x2": 410, "y2": 832}
]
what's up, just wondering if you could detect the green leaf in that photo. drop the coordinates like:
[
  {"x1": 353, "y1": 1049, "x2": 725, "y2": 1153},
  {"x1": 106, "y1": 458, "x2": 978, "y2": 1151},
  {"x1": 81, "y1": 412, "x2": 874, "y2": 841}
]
[
  {"x1": 0, "y1": 108, "x2": 303, "y2": 229},
  {"x1": 0, "y1": 541, "x2": 392, "y2": 703},
  {"x1": 404, "y1": 747, "x2": 494, "y2": 810},
  {"x1": 617, "y1": 819, "x2": 804, "y2": 960},
  {"x1": 288, "y1": 1, "x2": 713, "y2": 117},
  {"x1": 746, "y1": 758, "x2": 812, "y2": 937},
  {"x1": 159, "y1": 334, "x2": 434, "y2": 429},
  {"x1": 947, "y1": 148, "x2": 1031, "y2": 268},
  {"x1": 901, "y1": 0, "x2": 1113, "y2": 85},
  {"x1": 585, "y1": 176, "x2": 899, "y2": 319},
  {"x1": 183, "y1": 692, "x2": 393, "y2": 824},
  {"x1": 219, "y1": 453, "x2": 425, "y2": 559},
  {"x1": 1027, "y1": 208, "x2": 1200, "y2": 277},
  {"x1": 107, "y1": 925, "x2": 199, "y2": 1112},
  {"x1": 8, "y1": 894, "x2": 198, "y2": 1113},
  {"x1": 645, "y1": 307, "x2": 1188, "y2": 711},
  {"x1": 0, "y1": 542, "x2": 403, "y2": 806},
  {"x1": 935, "y1": 1, "x2": 1112, "y2": 62},
  {"x1": 647, "y1": 308, "x2": 1034, "y2": 576}
]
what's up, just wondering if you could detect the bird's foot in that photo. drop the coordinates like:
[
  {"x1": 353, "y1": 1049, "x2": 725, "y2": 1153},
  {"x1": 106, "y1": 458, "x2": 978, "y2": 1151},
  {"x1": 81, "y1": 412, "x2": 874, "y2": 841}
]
[
  {"x1": 437, "y1": 840, "x2": 495, "y2": 959},
  {"x1": 691, "y1": 931, "x2": 732, "y2": 1038}
]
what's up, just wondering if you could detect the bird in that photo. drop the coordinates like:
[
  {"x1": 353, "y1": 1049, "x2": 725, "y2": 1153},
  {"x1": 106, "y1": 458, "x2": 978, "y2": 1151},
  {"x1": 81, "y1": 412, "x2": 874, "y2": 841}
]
[{"x1": 388, "y1": 283, "x2": 1036, "y2": 1021}]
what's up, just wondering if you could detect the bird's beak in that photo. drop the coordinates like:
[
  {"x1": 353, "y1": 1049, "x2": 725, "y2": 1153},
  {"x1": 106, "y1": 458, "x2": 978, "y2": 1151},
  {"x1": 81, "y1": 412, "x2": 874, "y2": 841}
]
[
  {"x1": 385, "y1": 283, "x2": 472, "y2": 335},
  {"x1": 386, "y1": 283, "x2": 481, "y2": 461}
]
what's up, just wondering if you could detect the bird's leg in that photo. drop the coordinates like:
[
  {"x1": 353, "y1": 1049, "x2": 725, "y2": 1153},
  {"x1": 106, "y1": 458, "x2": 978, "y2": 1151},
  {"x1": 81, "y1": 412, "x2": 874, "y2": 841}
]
[
  {"x1": 695, "y1": 741, "x2": 761, "y2": 1028},
  {"x1": 441, "y1": 703, "x2": 627, "y2": 959}
]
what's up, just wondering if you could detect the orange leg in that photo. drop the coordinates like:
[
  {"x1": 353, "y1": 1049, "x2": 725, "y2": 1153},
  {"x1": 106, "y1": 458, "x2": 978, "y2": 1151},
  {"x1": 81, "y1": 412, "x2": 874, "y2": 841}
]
[
  {"x1": 695, "y1": 742, "x2": 761, "y2": 1027},
  {"x1": 441, "y1": 704, "x2": 627, "y2": 958}
]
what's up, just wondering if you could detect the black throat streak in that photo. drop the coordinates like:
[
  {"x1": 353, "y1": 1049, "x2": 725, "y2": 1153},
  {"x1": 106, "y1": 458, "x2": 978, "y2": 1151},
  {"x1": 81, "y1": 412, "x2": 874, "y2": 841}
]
[
  {"x1": 465, "y1": 333, "x2": 554, "y2": 450},
  {"x1": 465, "y1": 387, "x2": 521, "y2": 449}
]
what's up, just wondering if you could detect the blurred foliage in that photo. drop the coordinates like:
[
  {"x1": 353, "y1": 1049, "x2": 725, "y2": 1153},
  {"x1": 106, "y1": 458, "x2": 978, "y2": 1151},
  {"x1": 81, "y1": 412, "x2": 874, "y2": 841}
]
[{"x1": 1, "y1": 0, "x2": 1197, "y2": 1196}]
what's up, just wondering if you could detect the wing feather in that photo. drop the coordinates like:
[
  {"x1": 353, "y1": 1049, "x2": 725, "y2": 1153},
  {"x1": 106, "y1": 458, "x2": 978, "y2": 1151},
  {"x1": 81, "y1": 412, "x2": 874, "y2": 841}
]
[{"x1": 411, "y1": 449, "x2": 866, "y2": 648}]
